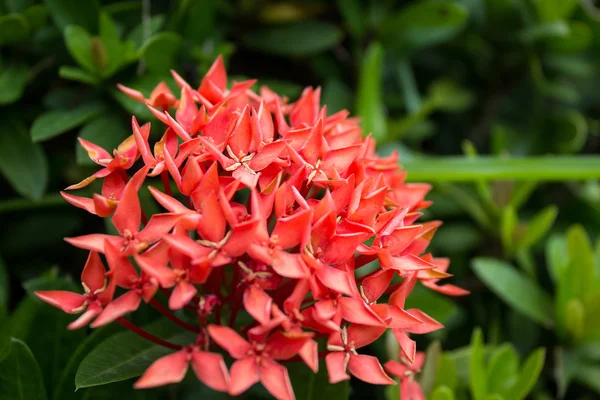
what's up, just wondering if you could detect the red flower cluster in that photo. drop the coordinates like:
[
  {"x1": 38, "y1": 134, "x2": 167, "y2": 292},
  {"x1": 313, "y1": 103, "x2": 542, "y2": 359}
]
[{"x1": 36, "y1": 56, "x2": 467, "y2": 400}]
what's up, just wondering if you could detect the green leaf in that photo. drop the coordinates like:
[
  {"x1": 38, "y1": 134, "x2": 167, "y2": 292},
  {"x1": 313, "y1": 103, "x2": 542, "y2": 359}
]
[
  {"x1": 337, "y1": 0, "x2": 364, "y2": 37},
  {"x1": 401, "y1": 156, "x2": 600, "y2": 182},
  {"x1": 242, "y1": 21, "x2": 343, "y2": 57},
  {"x1": 322, "y1": 78, "x2": 352, "y2": 114},
  {"x1": 287, "y1": 359, "x2": 349, "y2": 400},
  {"x1": 0, "y1": 256, "x2": 7, "y2": 316},
  {"x1": 545, "y1": 234, "x2": 568, "y2": 284},
  {"x1": 548, "y1": 22, "x2": 592, "y2": 53},
  {"x1": 500, "y1": 206, "x2": 518, "y2": 253},
  {"x1": 0, "y1": 120, "x2": 48, "y2": 200},
  {"x1": 0, "y1": 63, "x2": 28, "y2": 105},
  {"x1": 518, "y1": 205, "x2": 558, "y2": 249},
  {"x1": 434, "y1": 354, "x2": 458, "y2": 391},
  {"x1": 472, "y1": 258, "x2": 554, "y2": 327},
  {"x1": 486, "y1": 344, "x2": 519, "y2": 398},
  {"x1": 356, "y1": 42, "x2": 387, "y2": 141},
  {"x1": 550, "y1": 110, "x2": 588, "y2": 154},
  {"x1": 566, "y1": 225, "x2": 596, "y2": 299},
  {"x1": 380, "y1": 1, "x2": 468, "y2": 52},
  {"x1": 76, "y1": 115, "x2": 128, "y2": 166},
  {"x1": 44, "y1": 0, "x2": 99, "y2": 32},
  {"x1": 0, "y1": 315, "x2": 9, "y2": 362},
  {"x1": 11, "y1": 274, "x2": 86, "y2": 393},
  {"x1": 0, "y1": 339, "x2": 47, "y2": 400},
  {"x1": 98, "y1": 12, "x2": 129, "y2": 76},
  {"x1": 22, "y1": 4, "x2": 49, "y2": 30},
  {"x1": 431, "y1": 386, "x2": 456, "y2": 400},
  {"x1": 508, "y1": 348, "x2": 546, "y2": 400},
  {"x1": 469, "y1": 328, "x2": 487, "y2": 400},
  {"x1": 429, "y1": 79, "x2": 474, "y2": 112},
  {"x1": 6, "y1": 0, "x2": 36, "y2": 13},
  {"x1": 127, "y1": 14, "x2": 164, "y2": 48},
  {"x1": 63, "y1": 25, "x2": 96, "y2": 74},
  {"x1": 53, "y1": 325, "x2": 122, "y2": 400},
  {"x1": 420, "y1": 341, "x2": 441, "y2": 394},
  {"x1": 0, "y1": 14, "x2": 30, "y2": 46},
  {"x1": 31, "y1": 102, "x2": 105, "y2": 142},
  {"x1": 140, "y1": 32, "x2": 183, "y2": 74},
  {"x1": 75, "y1": 319, "x2": 194, "y2": 389},
  {"x1": 565, "y1": 299, "x2": 585, "y2": 340},
  {"x1": 58, "y1": 66, "x2": 100, "y2": 85},
  {"x1": 519, "y1": 21, "x2": 569, "y2": 43},
  {"x1": 574, "y1": 363, "x2": 600, "y2": 395}
]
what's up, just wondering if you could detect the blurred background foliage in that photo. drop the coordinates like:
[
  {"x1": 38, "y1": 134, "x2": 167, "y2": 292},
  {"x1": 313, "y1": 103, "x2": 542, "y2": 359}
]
[{"x1": 1, "y1": 0, "x2": 600, "y2": 399}]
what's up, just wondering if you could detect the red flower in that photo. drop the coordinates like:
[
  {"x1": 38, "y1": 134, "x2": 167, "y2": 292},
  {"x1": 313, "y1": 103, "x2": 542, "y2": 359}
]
[
  {"x1": 385, "y1": 352, "x2": 425, "y2": 400},
  {"x1": 35, "y1": 251, "x2": 114, "y2": 329},
  {"x1": 40, "y1": 55, "x2": 467, "y2": 398}
]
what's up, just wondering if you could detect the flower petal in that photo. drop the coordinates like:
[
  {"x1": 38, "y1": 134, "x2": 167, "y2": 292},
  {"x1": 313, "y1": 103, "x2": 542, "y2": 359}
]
[
  {"x1": 134, "y1": 350, "x2": 189, "y2": 388},
  {"x1": 190, "y1": 351, "x2": 230, "y2": 392},
  {"x1": 347, "y1": 354, "x2": 395, "y2": 385},
  {"x1": 260, "y1": 359, "x2": 295, "y2": 400},
  {"x1": 208, "y1": 325, "x2": 252, "y2": 359},
  {"x1": 229, "y1": 357, "x2": 260, "y2": 396}
]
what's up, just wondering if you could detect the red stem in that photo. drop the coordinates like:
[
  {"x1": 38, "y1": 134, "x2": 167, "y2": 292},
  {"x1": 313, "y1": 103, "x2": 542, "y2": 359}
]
[
  {"x1": 116, "y1": 317, "x2": 182, "y2": 350},
  {"x1": 150, "y1": 298, "x2": 200, "y2": 333}
]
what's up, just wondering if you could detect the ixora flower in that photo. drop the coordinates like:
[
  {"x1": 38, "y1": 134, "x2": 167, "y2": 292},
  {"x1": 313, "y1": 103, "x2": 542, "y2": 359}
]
[{"x1": 36, "y1": 56, "x2": 468, "y2": 400}]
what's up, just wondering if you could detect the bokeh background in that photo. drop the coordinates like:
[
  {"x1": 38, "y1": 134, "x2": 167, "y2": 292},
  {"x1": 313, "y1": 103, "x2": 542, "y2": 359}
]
[{"x1": 1, "y1": 0, "x2": 600, "y2": 399}]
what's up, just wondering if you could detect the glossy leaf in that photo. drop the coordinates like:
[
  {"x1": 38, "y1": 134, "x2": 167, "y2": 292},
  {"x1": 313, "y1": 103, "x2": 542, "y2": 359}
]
[
  {"x1": 0, "y1": 339, "x2": 47, "y2": 400},
  {"x1": 242, "y1": 21, "x2": 343, "y2": 56},
  {"x1": 0, "y1": 64, "x2": 28, "y2": 105},
  {"x1": 75, "y1": 319, "x2": 194, "y2": 389},
  {"x1": 31, "y1": 102, "x2": 105, "y2": 142},
  {"x1": 64, "y1": 25, "x2": 96, "y2": 74},
  {"x1": 0, "y1": 121, "x2": 48, "y2": 200},
  {"x1": 472, "y1": 258, "x2": 554, "y2": 327},
  {"x1": 356, "y1": 42, "x2": 387, "y2": 141},
  {"x1": 53, "y1": 325, "x2": 122, "y2": 400}
]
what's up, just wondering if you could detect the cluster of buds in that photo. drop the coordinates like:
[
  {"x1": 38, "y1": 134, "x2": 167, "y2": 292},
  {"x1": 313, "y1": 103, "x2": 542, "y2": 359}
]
[{"x1": 36, "y1": 57, "x2": 467, "y2": 400}]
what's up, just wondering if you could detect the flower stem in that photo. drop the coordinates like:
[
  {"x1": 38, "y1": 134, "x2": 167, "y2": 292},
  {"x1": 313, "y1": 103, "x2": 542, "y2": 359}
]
[
  {"x1": 116, "y1": 317, "x2": 182, "y2": 350},
  {"x1": 149, "y1": 298, "x2": 200, "y2": 333}
]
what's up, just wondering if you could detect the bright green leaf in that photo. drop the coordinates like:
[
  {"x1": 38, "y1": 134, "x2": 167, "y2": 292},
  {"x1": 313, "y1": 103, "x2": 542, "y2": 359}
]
[
  {"x1": 44, "y1": 0, "x2": 99, "y2": 32},
  {"x1": 420, "y1": 341, "x2": 441, "y2": 394},
  {"x1": 0, "y1": 339, "x2": 47, "y2": 400},
  {"x1": 0, "y1": 64, "x2": 28, "y2": 105},
  {"x1": 356, "y1": 42, "x2": 387, "y2": 141},
  {"x1": 0, "y1": 120, "x2": 48, "y2": 200},
  {"x1": 31, "y1": 102, "x2": 105, "y2": 142},
  {"x1": 565, "y1": 298, "x2": 585, "y2": 340},
  {"x1": 508, "y1": 348, "x2": 546, "y2": 400},
  {"x1": 140, "y1": 32, "x2": 182, "y2": 74},
  {"x1": 500, "y1": 206, "x2": 518, "y2": 253},
  {"x1": 472, "y1": 258, "x2": 554, "y2": 327},
  {"x1": 76, "y1": 115, "x2": 128, "y2": 166},
  {"x1": 63, "y1": 25, "x2": 96, "y2": 73},
  {"x1": 380, "y1": 1, "x2": 468, "y2": 52},
  {"x1": 469, "y1": 328, "x2": 487, "y2": 400},
  {"x1": 402, "y1": 156, "x2": 600, "y2": 182},
  {"x1": 519, "y1": 205, "x2": 558, "y2": 249},
  {"x1": 431, "y1": 386, "x2": 456, "y2": 400},
  {"x1": 486, "y1": 344, "x2": 519, "y2": 398},
  {"x1": 566, "y1": 225, "x2": 596, "y2": 299},
  {"x1": 545, "y1": 234, "x2": 568, "y2": 284},
  {"x1": 0, "y1": 14, "x2": 30, "y2": 46},
  {"x1": 242, "y1": 21, "x2": 343, "y2": 57},
  {"x1": 75, "y1": 319, "x2": 194, "y2": 389},
  {"x1": 434, "y1": 354, "x2": 458, "y2": 390}
]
